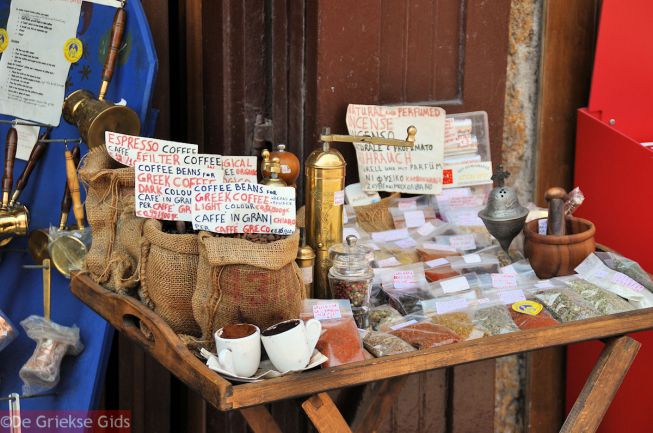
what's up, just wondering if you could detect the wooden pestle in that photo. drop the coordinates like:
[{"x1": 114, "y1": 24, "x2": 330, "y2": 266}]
[
  {"x1": 10, "y1": 128, "x2": 52, "y2": 208},
  {"x1": 545, "y1": 187, "x2": 568, "y2": 236},
  {"x1": 59, "y1": 145, "x2": 80, "y2": 230},
  {"x1": 99, "y1": 6, "x2": 127, "y2": 100},
  {"x1": 65, "y1": 148, "x2": 85, "y2": 229},
  {"x1": 2, "y1": 128, "x2": 17, "y2": 210}
]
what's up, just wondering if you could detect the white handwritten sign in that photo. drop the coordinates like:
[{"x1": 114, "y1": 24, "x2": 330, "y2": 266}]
[
  {"x1": 192, "y1": 183, "x2": 296, "y2": 235},
  {"x1": 312, "y1": 302, "x2": 342, "y2": 320},
  {"x1": 135, "y1": 163, "x2": 221, "y2": 221},
  {"x1": 346, "y1": 104, "x2": 445, "y2": 194},
  {"x1": 106, "y1": 132, "x2": 198, "y2": 167},
  {"x1": 222, "y1": 156, "x2": 257, "y2": 183}
]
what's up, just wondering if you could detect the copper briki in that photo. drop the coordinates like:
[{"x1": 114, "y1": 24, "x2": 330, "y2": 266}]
[
  {"x1": 62, "y1": 3, "x2": 140, "y2": 150},
  {"x1": 0, "y1": 128, "x2": 29, "y2": 247}
]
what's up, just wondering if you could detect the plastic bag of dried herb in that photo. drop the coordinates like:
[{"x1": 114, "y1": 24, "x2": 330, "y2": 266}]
[
  {"x1": 596, "y1": 252, "x2": 653, "y2": 293},
  {"x1": 534, "y1": 288, "x2": 602, "y2": 322},
  {"x1": 368, "y1": 304, "x2": 403, "y2": 331},
  {"x1": 470, "y1": 303, "x2": 520, "y2": 336},
  {"x1": 361, "y1": 330, "x2": 416, "y2": 357},
  {"x1": 428, "y1": 311, "x2": 485, "y2": 340},
  {"x1": 564, "y1": 278, "x2": 634, "y2": 315}
]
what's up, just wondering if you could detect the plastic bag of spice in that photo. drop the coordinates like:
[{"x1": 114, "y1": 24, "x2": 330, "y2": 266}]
[
  {"x1": 383, "y1": 287, "x2": 434, "y2": 316},
  {"x1": 596, "y1": 252, "x2": 653, "y2": 293},
  {"x1": 379, "y1": 238, "x2": 421, "y2": 266},
  {"x1": 416, "y1": 241, "x2": 461, "y2": 263},
  {"x1": 508, "y1": 301, "x2": 559, "y2": 330},
  {"x1": 434, "y1": 233, "x2": 479, "y2": 253},
  {"x1": 534, "y1": 288, "x2": 602, "y2": 323},
  {"x1": 300, "y1": 299, "x2": 366, "y2": 368},
  {"x1": 421, "y1": 295, "x2": 484, "y2": 340},
  {"x1": 428, "y1": 273, "x2": 481, "y2": 297},
  {"x1": 387, "y1": 318, "x2": 462, "y2": 349},
  {"x1": 575, "y1": 254, "x2": 653, "y2": 309},
  {"x1": 471, "y1": 302, "x2": 520, "y2": 336},
  {"x1": 447, "y1": 253, "x2": 500, "y2": 274},
  {"x1": 0, "y1": 310, "x2": 17, "y2": 352},
  {"x1": 562, "y1": 276, "x2": 634, "y2": 315},
  {"x1": 379, "y1": 263, "x2": 427, "y2": 291},
  {"x1": 389, "y1": 206, "x2": 438, "y2": 229},
  {"x1": 361, "y1": 329, "x2": 416, "y2": 357},
  {"x1": 423, "y1": 258, "x2": 460, "y2": 282},
  {"x1": 368, "y1": 304, "x2": 404, "y2": 331}
]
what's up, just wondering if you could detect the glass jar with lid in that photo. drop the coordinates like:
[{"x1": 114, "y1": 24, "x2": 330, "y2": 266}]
[{"x1": 328, "y1": 235, "x2": 374, "y2": 327}]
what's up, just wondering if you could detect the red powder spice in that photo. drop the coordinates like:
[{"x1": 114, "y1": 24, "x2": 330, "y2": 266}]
[
  {"x1": 425, "y1": 266, "x2": 460, "y2": 282},
  {"x1": 389, "y1": 322, "x2": 461, "y2": 349},
  {"x1": 317, "y1": 319, "x2": 366, "y2": 368},
  {"x1": 508, "y1": 307, "x2": 559, "y2": 330}
]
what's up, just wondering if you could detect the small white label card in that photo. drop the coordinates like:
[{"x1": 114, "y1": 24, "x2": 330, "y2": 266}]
[
  {"x1": 500, "y1": 264, "x2": 518, "y2": 275},
  {"x1": 417, "y1": 222, "x2": 436, "y2": 237},
  {"x1": 491, "y1": 273, "x2": 518, "y2": 289},
  {"x1": 538, "y1": 219, "x2": 548, "y2": 235},
  {"x1": 312, "y1": 302, "x2": 342, "y2": 320},
  {"x1": 394, "y1": 238, "x2": 417, "y2": 249},
  {"x1": 435, "y1": 298, "x2": 469, "y2": 315},
  {"x1": 499, "y1": 289, "x2": 526, "y2": 305},
  {"x1": 14, "y1": 122, "x2": 40, "y2": 161},
  {"x1": 135, "y1": 162, "x2": 221, "y2": 221},
  {"x1": 377, "y1": 257, "x2": 402, "y2": 268},
  {"x1": 0, "y1": 0, "x2": 83, "y2": 125},
  {"x1": 422, "y1": 242, "x2": 457, "y2": 252},
  {"x1": 463, "y1": 254, "x2": 482, "y2": 264},
  {"x1": 390, "y1": 319, "x2": 418, "y2": 331},
  {"x1": 440, "y1": 276, "x2": 471, "y2": 294},
  {"x1": 222, "y1": 156, "x2": 257, "y2": 183},
  {"x1": 393, "y1": 270, "x2": 419, "y2": 290},
  {"x1": 334, "y1": 190, "x2": 345, "y2": 206},
  {"x1": 106, "y1": 132, "x2": 199, "y2": 167},
  {"x1": 346, "y1": 104, "x2": 446, "y2": 194},
  {"x1": 449, "y1": 234, "x2": 476, "y2": 251},
  {"x1": 192, "y1": 183, "x2": 296, "y2": 235},
  {"x1": 426, "y1": 258, "x2": 449, "y2": 268},
  {"x1": 404, "y1": 210, "x2": 426, "y2": 228},
  {"x1": 372, "y1": 228, "x2": 410, "y2": 242},
  {"x1": 612, "y1": 273, "x2": 645, "y2": 292}
]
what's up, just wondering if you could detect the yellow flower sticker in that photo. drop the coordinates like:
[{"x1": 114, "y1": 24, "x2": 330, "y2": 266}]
[
  {"x1": 0, "y1": 29, "x2": 8, "y2": 53},
  {"x1": 512, "y1": 300, "x2": 543, "y2": 316},
  {"x1": 64, "y1": 37, "x2": 83, "y2": 63}
]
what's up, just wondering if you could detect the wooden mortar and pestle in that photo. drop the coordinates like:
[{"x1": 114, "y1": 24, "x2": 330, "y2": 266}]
[{"x1": 523, "y1": 187, "x2": 596, "y2": 279}]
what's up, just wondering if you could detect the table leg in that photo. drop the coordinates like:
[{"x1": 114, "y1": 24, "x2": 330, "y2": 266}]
[
  {"x1": 240, "y1": 406, "x2": 283, "y2": 433},
  {"x1": 560, "y1": 336, "x2": 640, "y2": 433},
  {"x1": 350, "y1": 377, "x2": 408, "y2": 433},
  {"x1": 302, "y1": 392, "x2": 353, "y2": 433}
]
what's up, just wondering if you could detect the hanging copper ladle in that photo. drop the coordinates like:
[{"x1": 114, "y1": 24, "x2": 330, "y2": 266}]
[
  {"x1": 62, "y1": 1, "x2": 140, "y2": 151},
  {"x1": 27, "y1": 145, "x2": 80, "y2": 264}
]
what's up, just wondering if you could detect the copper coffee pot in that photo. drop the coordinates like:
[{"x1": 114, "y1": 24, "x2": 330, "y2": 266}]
[{"x1": 62, "y1": 3, "x2": 140, "y2": 151}]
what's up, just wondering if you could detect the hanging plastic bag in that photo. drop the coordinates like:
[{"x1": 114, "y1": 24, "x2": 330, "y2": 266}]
[{"x1": 0, "y1": 310, "x2": 17, "y2": 352}]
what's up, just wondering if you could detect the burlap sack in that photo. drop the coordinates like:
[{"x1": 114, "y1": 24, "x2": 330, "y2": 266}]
[
  {"x1": 139, "y1": 220, "x2": 201, "y2": 336},
  {"x1": 353, "y1": 192, "x2": 400, "y2": 232},
  {"x1": 192, "y1": 231, "x2": 304, "y2": 345},
  {"x1": 79, "y1": 150, "x2": 145, "y2": 294}
]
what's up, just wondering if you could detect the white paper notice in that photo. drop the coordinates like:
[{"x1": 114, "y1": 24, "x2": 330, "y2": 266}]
[
  {"x1": 312, "y1": 303, "x2": 341, "y2": 320},
  {"x1": 106, "y1": 132, "x2": 199, "y2": 167},
  {"x1": 192, "y1": 183, "x2": 296, "y2": 235},
  {"x1": 135, "y1": 163, "x2": 221, "y2": 221},
  {"x1": 14, "y1": 123, "x2": 40, "y2": 161},
  {"x1": 222, "y1": 156, "x2": 257, "y2": 183},
  {"x1": 0, "y1": 0, "x2": 82, "y2": 125},
  {"x1": 346, "y1": 104, "x2": 445, "y2": 194}
]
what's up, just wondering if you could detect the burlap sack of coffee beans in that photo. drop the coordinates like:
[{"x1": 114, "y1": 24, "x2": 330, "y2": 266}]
[
  {"x1": 79, "y1": 150, "x2": 145, "y2": 294},
  {"x1": 353, "y1": 192, "x2": 400, "y2": 232},
  {"x1": 139, "y1": 219, "x2": 201, "y2": 336},
  {"x1": 192, "y1": 231, "x2": 305, "y2": 346}
]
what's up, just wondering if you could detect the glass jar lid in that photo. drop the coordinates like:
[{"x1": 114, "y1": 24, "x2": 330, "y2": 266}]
[{"x1": 328, "y1": 235, "x2": 372, "y2": 276}]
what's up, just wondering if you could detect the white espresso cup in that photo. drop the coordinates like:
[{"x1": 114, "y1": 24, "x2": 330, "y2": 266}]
[
  {"x1": 214, "y1": 323, "x2": 261, "y2": 377},
  {"x1": 261, "y1": 319, "x2": 322, "y2": 373}
]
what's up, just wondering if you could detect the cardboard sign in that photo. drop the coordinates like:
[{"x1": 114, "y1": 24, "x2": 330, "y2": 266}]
[
  {"x1": 192, "y1": 183, "x2": 296, "y2": 235},
  {"x1": 222, "y1": 156, "x2": 257, "y2": 183},
  {"x1": 106, "y1": 132, "x2": 198, "y2": 167},
  {"x1": 135, "y1": 162, "x2": 221, "y2": 221},
  {"x1": 346, "y1": 104, "x2": 445, "y2": 194}
]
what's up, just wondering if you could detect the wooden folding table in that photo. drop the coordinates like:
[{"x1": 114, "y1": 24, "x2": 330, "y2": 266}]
[{"x1": 72, "y1": 273, "x2": 650, "y2": 433}]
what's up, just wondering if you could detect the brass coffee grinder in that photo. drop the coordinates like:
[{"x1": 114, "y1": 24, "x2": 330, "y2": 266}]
[
  {"x1": 63, "y1": 3, "x2": 140, "y2": 150},
  {"x1": 478, "y1": 165, "x2": 528, "y2": 254},
  {"x1": 260, "y1": 151, "x2": 287, "y2": 188},
  {"x1": 305, "y1": 126, "x2": 417, "y2": 298}
]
